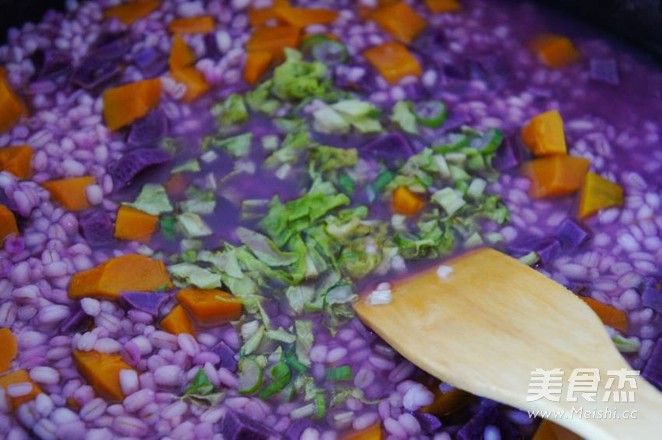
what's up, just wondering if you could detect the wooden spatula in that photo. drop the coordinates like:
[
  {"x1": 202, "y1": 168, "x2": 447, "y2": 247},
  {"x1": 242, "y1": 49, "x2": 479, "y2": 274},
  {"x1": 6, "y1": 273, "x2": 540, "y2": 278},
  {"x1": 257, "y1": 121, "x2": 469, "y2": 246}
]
[{"x1": 354, "y1": 248, "x2": 662, "y2": 440}]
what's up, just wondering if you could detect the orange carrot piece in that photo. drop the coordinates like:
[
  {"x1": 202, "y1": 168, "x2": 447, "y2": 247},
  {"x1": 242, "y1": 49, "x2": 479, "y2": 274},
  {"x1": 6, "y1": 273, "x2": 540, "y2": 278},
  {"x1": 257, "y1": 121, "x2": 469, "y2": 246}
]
[
  {"x1": 246, "y1": 25, "x2": 301, "y2": 57},
  {"x1": 244, "y1": 51, "x2": 273, "y2": 86},
  {"x1": 169, "y1": 35, "x2": 196, "y2": 71},
  {"x1": 73, "y1": 350, "x2": 135, "y2": 402},
  {"x1": 68, "y1": 254, "x2": 173, "y2": 300},
  {"x1": 176, "y1": 288, "x2": 243, "y2": 327},
  {"x1": 161, "y1": 304, "x2": 196, "y2": 335},
  {"x1": 164, "y1": 172, "x2": 189, "y2": 200},
  {"x1": 372, "y1": 2, "x2": 427, "y2": 44},
  {"x1": 533, "y1": 420, "x2": 583, "y2": 440},
  {"x1": 530, "y1": 34, "x2": 581, "y2": 69},
  {"x1": 577, "y1": 172, "x2": 624, "y2": 219},
  {"x1": 522, "y1": 156, "x2": 590, "y2": 199},
  {"x1": 0, "y1": 145, "x2": 33, "y2": 179},
  {"x1": 103, "y1": 78, "x2": 162, "y2": 131},
  {"x1": 248, "y1": 7, "x2": 281, "y2": 27},
  {"x1": 105, "y1": 0, "x2": 161, "y2": 25},
  {"x1": 521, "y1": 110, "x2": 567, "y2": 156},
  {"x1": 0, "y1": 204, "x2": 19, "y2": 244},
  {"x1": 274, "y1": 5, "x2": 339, "y2": 28},
  {"x1": 0, "y1": 328, "x2": 17, "y2": 374},
  {"x1": 42, "y1": 176, "x2": 95, "y2": 211},
  {"x1": 171, "y1": 67, "x2": 210, "y2": 102},
  {"x1": 114, "y1": 205, "x2": 159, "y2": 242},
  {"x1": 364, "y1": 42, "x2": 422, "y2": 84},
  {"x1": 422, "y1": 386, "x2": 472, "y2": 416},
  {"x1": 167, "y1": 16, "x2": 215, "y2": 35},
  {"x1": 392, "y1": 186, "x2": 426, "y2": 216},
  {"x1": 342, "y1": 424, "x2": 383, "y2": 440},
  {"x1": 581, "y1": 297, "x2": 629, "y2": 333},
  {"x1": 0, "y1": 77, "x2": 28, "y2": 134},
  {"x1": 0, "y1": 66, "x2": 6, "y2": 80},
  {"x1": 0, "y1": 370, "x2": 42, "y2": 411},
  {"x1": 425, "y1": 0, "x2": 461, "y2": 13}
]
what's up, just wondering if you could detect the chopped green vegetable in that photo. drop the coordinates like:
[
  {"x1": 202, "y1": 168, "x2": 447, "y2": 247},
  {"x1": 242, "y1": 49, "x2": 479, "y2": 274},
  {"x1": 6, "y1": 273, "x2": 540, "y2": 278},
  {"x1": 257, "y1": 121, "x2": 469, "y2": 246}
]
[
  {"x1": 431, "y1": 188, "x2": 466, "y2": 216},
  {"x1": 295, "y1": 320, "x2": 314, "y2": 367},
  {"x1": 160, "y1": 216, "x2": 176, "y2": 240},
  {"x1": 413, "y1": 100, "x2": 447, "y2": 129},
  {"x1": 211, "y1": 94, "x2": 248, "y2": 126},
  {"x1": 184, "y1": 369, "x2": 215, "y2": 396},
  {"x1": 127, "y1": 184, "x2": 173, "y2": 215},
  {"x1": 238, "y1": 357, "x2": 263, "y2": 395},
  {"x1": 391, "y1": 101, "x2": 418, "y2": 134},
  {"x1": 271, "y1": 49, "x2": 332, "y2": 101},
  {"x1": 203, "y1": 133, "x2": 253, "y2": 159},
  {"x1": 172, "y1": 159, "x2": 202, "y2": 173},
  {"x1": 309, "y1": 146, "x2": 358, "y2": 173},
  {"x1": 612, "y1": 334, "x2": 641, "y2": 353},
  {"x1": 177, "y1": 212, "x2": 213, "y2": 238},
  {"x1": 236, "y1": 227, "x2": 299, "y2": 267},
  {"x1": 325, "y1": 365, "x2": 352, "y2": 381},
  {"x1": 259, "y1": 362, "x2": 292, "y2": 399},
  {"x1": 168, "y1": 263, "x2": 222, "y2": 289}
]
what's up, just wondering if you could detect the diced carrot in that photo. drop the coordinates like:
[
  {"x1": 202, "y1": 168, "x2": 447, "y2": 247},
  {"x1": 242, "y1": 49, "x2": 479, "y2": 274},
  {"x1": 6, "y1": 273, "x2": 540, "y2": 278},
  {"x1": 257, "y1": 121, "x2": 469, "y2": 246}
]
[
  {"x1": 0, "y1": 328, "x2": 17, "y2": 374},
  {"x1": 422, "y1": 385, "x2": 472, "y2": 416},
  {"x1": 169, "y1": 35, "x2": 196, "y2": 71},
  {"x1": 0, "y1": 67, "x2": 6, "y2": 80},
  {"x1": 167, "y1": 16, "x2": 215, "y2": 35},
  {"x1": 114, "y1": 205, "x2": 159, "y2": 242},
  {"x1": 161, "y1": 304, "x2": 196, "y2": 335},
  {"x1": 581, "y1": 297, "x2": 629, "y2": 333},
  {"x1": 73, "y1": 350, "x2": 135, "y2": 402},
  {"x1": 530, "y1": 34, "x2": 581, "y2": 69},
  {"x1": 0, "y1": 76, "x2": 28, "y2": 134},
  {"x1": 364, "y1": 42, "x2": 422, "y2": 84},
  {"x1": 392, "y1": 186, "x2": 426, "y2": 216},
  {"x1": 244, "y1": 51, "x2": 273, "y2": 86},
  {"x1": 176, "y1": 288, "x2": 243, "y2": 327},
  {"x1": 0, "y1": 370, "x2": 42, "y2": 411},
  {"x1": 68, "y1": 254, "x2": 173, "y2": 300},
  {"x1": 246, "y1": 25, "x2": 301, "y2": 58},
  {"x1": 577, "y1": 172, "x2": 624, "y2": 219},
  {"x1": 342, "y1": 424, "x2": 383, "y2": 440},
  {"x1": 425, "y1": 0, "x2": 461, "y2": 13},
  {"x1": 0, "y1": 145, "x2": 33, "y2": 179},
  {"x1": 164, "y1": 172, "x2": 189, "y2": 199},
  {"x1": 105, "y1": 0, "x2": 161, "y2": 25},
  {"x1": 521, "y1": 110, "x2": 567, "y2": 156},
  {"x1": 42, "y1": 176, "x2": 95, "y2": 211},
  {"x1": 248, "y1": 7, "x2": 281, "y2": 27},
  {"x1": 371, "y1": 2, "x2": 427, "y2": 44},
  {"x1": 521, "y1": 156, "x2": 590, "y2": 199},
  {"x1": 533, "y1": 420, "x2": 583, "y2": 440},
  {"x1": 0, "y1": 205, "x2": 19, "y2": 244},
  {"x1": 274, "y1": 5, "x2": 339, "y2": 28},
  {"x1": 171, "y1": 67, "x2": 210, "y2": 102},
  {"x1": 103, "y1": 78, "x2": 162, "y2": 131}
]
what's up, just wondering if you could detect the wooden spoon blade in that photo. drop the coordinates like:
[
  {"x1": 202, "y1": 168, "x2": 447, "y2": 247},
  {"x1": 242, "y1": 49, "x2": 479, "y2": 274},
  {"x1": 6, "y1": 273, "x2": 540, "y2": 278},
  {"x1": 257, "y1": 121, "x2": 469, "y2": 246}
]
[{"x1": 354, "y1": 247, "x2": 662, "y2": 440}]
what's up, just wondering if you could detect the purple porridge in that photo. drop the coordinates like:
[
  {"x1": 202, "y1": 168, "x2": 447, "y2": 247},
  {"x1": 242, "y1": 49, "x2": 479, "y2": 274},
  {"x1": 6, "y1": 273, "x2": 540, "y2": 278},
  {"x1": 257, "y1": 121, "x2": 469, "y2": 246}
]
[{"x1": 0, "y1": 0, "x2": 661, "y2": 439}]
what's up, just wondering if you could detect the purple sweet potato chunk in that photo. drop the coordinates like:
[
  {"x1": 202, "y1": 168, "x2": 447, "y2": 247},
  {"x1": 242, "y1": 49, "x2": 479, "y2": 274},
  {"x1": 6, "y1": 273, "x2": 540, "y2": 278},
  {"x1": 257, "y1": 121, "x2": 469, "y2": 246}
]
[
  {"x1": 120, "y1": 291, "x2": 170, "y2": 316},
  {"x1": 643, "y1": 339, "x2": 662, "y2": 390},
  {"x1": 204, "y1": 33, "x2": 223, "y2": 59},
  {"x1": 91, "y1": 32, "x2": 132, "y2": 61},
  {"x1": 60, "y1": 306, "x2": 88, "y2": 333},
  {"x1": 457, "y1": 400, "x2": 518, "y2": 440},
  {"x1": 108, "y1": 148, "x2": 171, "y2": 189},
  {"x1": 642, "y1": 288, "x2": 662, "y2": 314},
  {"x1": 415, "y1": 412, "x2": 442, "y2": 434},
  {"x1": 556, "y1": 217, "x2": 592, "y2": 250},
  {"x1": 589, "y1": 58, "x2": 620, "y2": 85},
  {"x1": 212, "y1": 341, "x2": 238, "y2": 372},
  {"x1": 79, "y1": 209, "x2": 115, "y2": 246},
  {"x1": 220, "y1": 411, "x2": 279, "y2": 440},
  {"x1": 72, "y1": 56, "x2": 121, "y2": 90},
  {"x1": 508, "y1": 236, "x2": 561, "y2": 266},
  {"x1": 34, "y1": 50, "x2": 73, "y2": 82},
  {"x1": 134, "y1": 48, "x2": 169, "y2": 78},
  {"x1": 127, "y1": 108, "x2": 168, "y2": 147},
  {"x1": 361, "y1": 132, "x2": 415, "y2": 162},
  {"x1": 493, "y1": 135, "x2": 526, "y2": 171}
]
